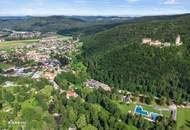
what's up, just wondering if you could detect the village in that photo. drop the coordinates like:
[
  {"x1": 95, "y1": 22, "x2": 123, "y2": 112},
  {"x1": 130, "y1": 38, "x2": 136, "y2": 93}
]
[
  {"x1": 0, "y1": 31, "x2": 190, "y2": 130},
  {"x1": 0, "y1": 30, "x2": 113, "y2": 100},
  {"x1": 0, "y1": 29, "x2": 41, "y2": 42}
]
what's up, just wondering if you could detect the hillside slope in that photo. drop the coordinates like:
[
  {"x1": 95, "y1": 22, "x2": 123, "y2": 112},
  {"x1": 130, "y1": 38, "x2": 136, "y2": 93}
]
[
  {"x1": 82, "y1": 14, "x2": 190, "y2": 103},
  {"x1": 0, "y1": 16, "x2": 128, "y2": 35}
]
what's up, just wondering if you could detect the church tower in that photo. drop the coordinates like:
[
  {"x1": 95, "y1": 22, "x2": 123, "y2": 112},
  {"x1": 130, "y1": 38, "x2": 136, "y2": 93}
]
[{"x1": 176, "y1": 35, "x2": 182, "y2": 46}]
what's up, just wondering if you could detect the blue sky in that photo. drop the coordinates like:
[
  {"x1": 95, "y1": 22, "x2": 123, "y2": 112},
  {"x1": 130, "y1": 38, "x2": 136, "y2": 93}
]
[{"x1": 0, "y1": 0, "x2": 190, "y2": 16}]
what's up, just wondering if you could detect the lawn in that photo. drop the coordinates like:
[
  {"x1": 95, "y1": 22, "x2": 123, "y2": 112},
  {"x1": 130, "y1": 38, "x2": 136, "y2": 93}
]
[
  {"x1": 0, "y1": 39, "x2": 39, "y2": 48},
  {"x1": 92, "y1": 104, "x2": 139, "y2": 130},
  {"x1": 56, "y1": 35, "x2": 72, "y2": 41},
  {"x1": 112, "y1": 101, "x2": 136, "y2": 113},
  {"x1": 112, "y1": 101, "x2": 170, "y2": 118},
  {"x1": 113, "y1": 100, "x2": 190, "y2": 130},
  {"x1": 177, "y1": 108, "x2": 190, "y2": 130},
  {"x1": 0, "y1": 63, "x2": 14, "y2": 70}
]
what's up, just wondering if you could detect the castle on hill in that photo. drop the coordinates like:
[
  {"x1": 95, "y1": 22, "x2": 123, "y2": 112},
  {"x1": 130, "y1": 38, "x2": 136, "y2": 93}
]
[
  {"x1": 142, "y1": 35, "x2": 183, "y2": 47},
  {"x1": 176, "y1": 35, "x2": 183, "y2": 46}
]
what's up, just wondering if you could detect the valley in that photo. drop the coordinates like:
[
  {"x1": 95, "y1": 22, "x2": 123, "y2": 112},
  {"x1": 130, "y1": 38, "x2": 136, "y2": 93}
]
[{"x1": 0, "y1": 14, "x2": 190, "y2": 130}]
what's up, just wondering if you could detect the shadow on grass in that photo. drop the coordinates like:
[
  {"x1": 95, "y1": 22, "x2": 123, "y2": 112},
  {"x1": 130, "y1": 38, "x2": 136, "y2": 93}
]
[{"x1": 185, "y1": 120, "x2": 190, "y2": 128}]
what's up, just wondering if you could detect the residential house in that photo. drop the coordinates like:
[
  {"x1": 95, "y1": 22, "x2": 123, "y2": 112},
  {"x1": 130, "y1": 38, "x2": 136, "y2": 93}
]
[
  {"x1": 10, "y1": 31, "x2": 41, "y2": 39},
  {"x1": 42, "y1": 71, "x2": 56, "y2": 80},
  {"x1": 85, "y1": 79, "x2": 111, "y2": 91},
  {"x1": 122, "y1": 93, "x2": 132, "y2": 104},
  {"x1": 66, "y1": 90, "x2": 78, "y2": 99},
  {"x1": 0, "y1": 38, "x2": 5, "y2": 42}
]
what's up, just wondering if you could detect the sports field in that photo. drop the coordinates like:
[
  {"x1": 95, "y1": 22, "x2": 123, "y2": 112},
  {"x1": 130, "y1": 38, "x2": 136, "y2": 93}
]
[{"x1": 112, "y1": 101, "x2": 190, "y2": 130}]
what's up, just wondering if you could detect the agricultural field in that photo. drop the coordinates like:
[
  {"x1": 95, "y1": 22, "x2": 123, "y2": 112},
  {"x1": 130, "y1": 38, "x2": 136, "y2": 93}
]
[
  {"x1": 0, "y1": 39, "x2": 39, "y2": 49},
  {"x1": 56, "y1": 35, "x2": 73, "y2": 41}
]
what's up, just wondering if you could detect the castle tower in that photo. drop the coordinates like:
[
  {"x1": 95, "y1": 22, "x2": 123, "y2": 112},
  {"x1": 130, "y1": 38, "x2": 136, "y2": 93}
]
[{"x1": 176, "y1": 35, "x2": 182, "y2": 46}]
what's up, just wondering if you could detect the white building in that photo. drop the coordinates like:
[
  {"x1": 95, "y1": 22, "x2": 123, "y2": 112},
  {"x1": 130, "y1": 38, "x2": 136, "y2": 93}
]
[
  {"x1": 169, "y1": 104, "x2": 177, "y2": 121},
  {"x1": 0, "y1": 38, "x2": 5, "y2": 42},
  {"x1": 142, "y1": 38, "x2": 162, "y2": 47},
  {"x1": 142, "y1": 38, "x2": 152, "y2": 44},
  {"x1": 176, "y1": 35, "x2": 183, "y2": 46},
  {"x1": 85, "y1": 79, "x2": 111, "y2": 91}
]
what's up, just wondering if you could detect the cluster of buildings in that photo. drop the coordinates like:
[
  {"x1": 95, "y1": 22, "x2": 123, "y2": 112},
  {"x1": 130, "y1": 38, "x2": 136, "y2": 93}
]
[
  {"x1": 40, "y1": 37, "x2": 62, "y2": 44},
  {"x1": 0, "y1": 34, "x2": 81, "y2": 92},
  {"x1": 32, "y1": 59, "x2": 61, "y2": 80},
  {"x1": 0, "y1": 38, "x2": 5, "y2": 42},
  {"x1": 84, "y1": 79, "x2": 111, "y2": 91},
  {"x1": 0, "y1": 30, "x2": 42, "y2": 42},
  {"x1": 1, "y1": 35, "x2": 78, "y2": 81},
  {"x1": 142, "y1": 35, "x2": 183, "y2": 47},
  {"x1": 9, "y1": 31, "x2": 41, "y2": 40},
  {"x1": 25, "y1": 50, "x2": 50, "y2": 62},
  {"x1": 38, "y1": 37, "x2": 77, "y2": 54}
]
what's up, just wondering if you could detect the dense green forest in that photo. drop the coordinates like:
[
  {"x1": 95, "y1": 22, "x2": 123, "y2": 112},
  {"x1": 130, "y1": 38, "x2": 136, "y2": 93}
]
[
  {"x1": 82, "y1": 14, "x2": 190, "y2": 103},
  {"x1": 1, "y1": 75, "x2": 176, "y2": 130},
  {"x1": 0, "y1": 16, "x2": 128, "y2": 35}
]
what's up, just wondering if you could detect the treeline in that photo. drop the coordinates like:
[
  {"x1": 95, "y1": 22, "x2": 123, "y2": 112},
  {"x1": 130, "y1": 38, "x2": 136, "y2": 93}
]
[
  {"x1": 48, "y1": 87, "x2": 175, "y2": 130},
  {"x1": 0, "y1": 16, "x2": 126, "y2": 35},
  {"x1": 82, "y1": 14, "x2": 190, "y2": 103},
  {"x1": 0, "y1": 75, "x2": 175, "y2": 130}
]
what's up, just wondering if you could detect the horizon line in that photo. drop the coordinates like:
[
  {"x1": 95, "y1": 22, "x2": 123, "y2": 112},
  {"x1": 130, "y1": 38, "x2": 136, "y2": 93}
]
[{"x1": 0, "y1": 13, "x2": 190, "y2": 17}]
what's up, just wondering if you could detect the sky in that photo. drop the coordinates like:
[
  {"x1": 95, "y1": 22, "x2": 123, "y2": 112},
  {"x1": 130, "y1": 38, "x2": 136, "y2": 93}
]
[{"x1": 0, "y1": 0, "x2": 190, "y2": 16}]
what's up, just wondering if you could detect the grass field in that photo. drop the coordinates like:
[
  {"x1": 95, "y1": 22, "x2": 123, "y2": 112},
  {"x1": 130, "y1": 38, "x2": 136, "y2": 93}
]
[
  {"x1": 0, "y1": 35, "x2": 71, "y2": 49},
  {"x1": 0, "y1": 39, "x2": 39, "y2": 48},
  {"x1": 113, "y1": 100, "x2": 190, "y2": 130},
  {"x1": 112, "y1": 101, "x2": 170, "y2": 117},
  {"x1": 0, "y1": 63, "x2": 14, "y2": 70},
  {"x1": 57, "y1": 35, "x2": 72, "y2": 41},
  {"x1": 177, "y1": 108, "x2": 190, "y2": 130}
]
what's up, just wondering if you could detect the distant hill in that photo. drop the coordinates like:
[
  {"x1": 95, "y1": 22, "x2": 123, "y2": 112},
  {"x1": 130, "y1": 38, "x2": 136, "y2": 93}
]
[
  {"x1": 0, "y1": 16, "x2": 31, "y2": 20},
  {"x1": 0, "y1": 16, "x2": 130, "y2": 35},
  {"x1": 82, "y1": 14, "x2": 190, "y2": 103}
]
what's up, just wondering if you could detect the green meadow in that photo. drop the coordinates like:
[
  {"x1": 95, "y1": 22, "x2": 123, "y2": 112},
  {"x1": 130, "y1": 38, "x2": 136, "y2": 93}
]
[
  {"x1": 113, "y1": 101, "x2": 170, "y2": 117},
  {"x1": 0, "y1": 63, "x2": 14, "y2": 70},
  {"x1": 0, "y1": 39, "x2": 39, "y2": 49},
  {"x1": 112, "y1": 101, "x2": 190, "y2": 130},
  {"x1": 177, "y1": 108, "x2": 190, "y2": 130}
]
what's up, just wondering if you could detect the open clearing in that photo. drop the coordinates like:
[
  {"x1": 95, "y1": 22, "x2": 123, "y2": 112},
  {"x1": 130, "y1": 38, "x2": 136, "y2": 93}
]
[
  {"x1": 0, "y1": 39, "x2": 39, "y2": 49},
  {"x1": 112, "y1": 101, "x2": 170, "y2": 117},
  {"x1": 112, "y1": 101, "x2": 190, "y2": 130}
]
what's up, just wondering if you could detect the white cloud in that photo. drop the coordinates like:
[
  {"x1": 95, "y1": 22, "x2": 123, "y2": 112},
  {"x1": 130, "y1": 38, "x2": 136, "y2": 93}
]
[{"x1": 163, "y1": 0, "x2": 179, "y2": 5}]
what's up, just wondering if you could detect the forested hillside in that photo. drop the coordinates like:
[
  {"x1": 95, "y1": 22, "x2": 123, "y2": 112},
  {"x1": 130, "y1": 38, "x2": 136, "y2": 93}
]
[
  {"x1": 0, "y1": 16, "x2": 127, "y2": 35},
  {"x1": 82, "y1": 14, "x2": 190, "y2": 103}
]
